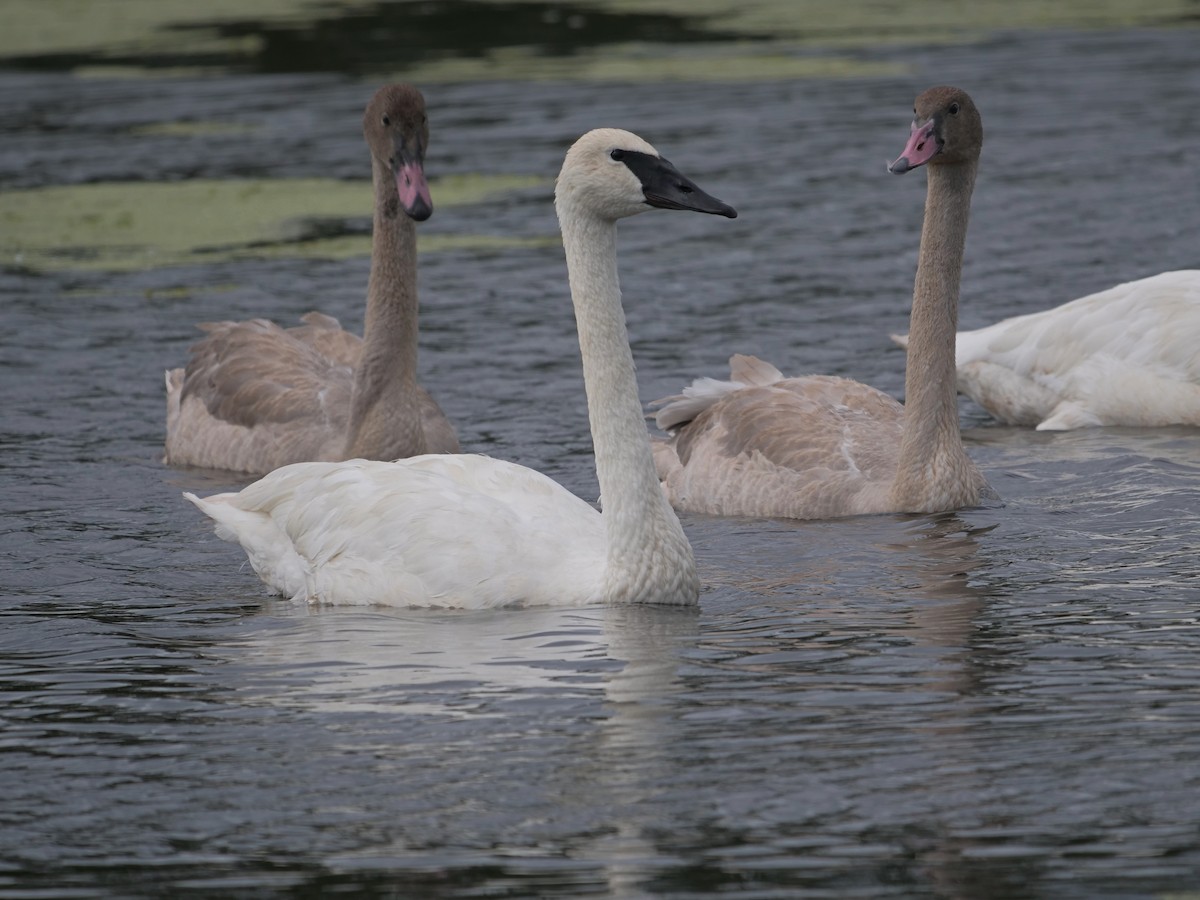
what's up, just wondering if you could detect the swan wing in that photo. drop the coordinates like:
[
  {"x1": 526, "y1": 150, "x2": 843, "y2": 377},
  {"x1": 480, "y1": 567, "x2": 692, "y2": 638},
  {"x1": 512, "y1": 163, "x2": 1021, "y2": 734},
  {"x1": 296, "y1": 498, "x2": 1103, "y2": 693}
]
[
  {"x1": 165, "y1": 318, "x2": 355, "y2": 471},
  {"x1": 728, "y1": 353, "x2": 786, "y2": 386},
  {"x1": 652, "y1": 354, "x2": 785, "y2": 431},
  {"x1": 956, "y1": 271, "x2": 1200, "y2": 427},
  {"x1": 186, "y1": 455, "x2": 607, "y2": 609},
  {"x1": 290, "y1": 311, "x2": 363, "y2": 367},
  {"x1": 180, "y1": 318, "x2": 354, "y2": 429},
  {"x1": 659, "y1": 375, "x2": 905, "y2": 518},
  {"x1": 415, "y1": 384, "x2": 462, "y2": 454}
]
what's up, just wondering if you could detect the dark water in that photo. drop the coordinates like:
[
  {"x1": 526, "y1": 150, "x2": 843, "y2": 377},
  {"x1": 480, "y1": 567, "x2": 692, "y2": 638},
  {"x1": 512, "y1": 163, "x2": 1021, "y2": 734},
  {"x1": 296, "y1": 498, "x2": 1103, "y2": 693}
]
[{"x1": 2, "y1": 12, "x2": 1200, "y2": 899}]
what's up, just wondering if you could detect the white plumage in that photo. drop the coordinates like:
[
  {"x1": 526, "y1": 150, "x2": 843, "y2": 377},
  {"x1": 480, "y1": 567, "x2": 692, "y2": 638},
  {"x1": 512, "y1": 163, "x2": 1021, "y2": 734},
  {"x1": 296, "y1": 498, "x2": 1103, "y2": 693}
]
[
  {"x1": 187, "y1": 455, "x2": 606, "y2": 608},
  {"x1": 186, "y1": 127, "x2": 736, "y2": 608},
  {"x1": 895, "y1": 270, "x2": 1200, "y2": 429}
]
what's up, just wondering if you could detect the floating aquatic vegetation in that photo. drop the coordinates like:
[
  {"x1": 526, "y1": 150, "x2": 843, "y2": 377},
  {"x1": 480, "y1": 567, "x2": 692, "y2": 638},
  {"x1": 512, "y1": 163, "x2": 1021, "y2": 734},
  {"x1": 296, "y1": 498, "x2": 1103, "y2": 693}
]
[{"x1": 0, "y1": 174, "x2": 547, "y2": 272}]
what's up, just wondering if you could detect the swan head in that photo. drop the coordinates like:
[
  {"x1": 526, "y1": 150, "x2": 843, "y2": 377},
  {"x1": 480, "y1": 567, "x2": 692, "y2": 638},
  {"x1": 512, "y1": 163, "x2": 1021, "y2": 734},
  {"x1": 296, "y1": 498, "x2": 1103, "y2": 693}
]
[
  {"x1": 363, "y1": 83, "x2": 434, "y2": 221},
  {"x1": 555, "y1": 128, "x2": 737, "y2": 222},
  {"x1": 889, "y1": 86, "x2": 982, "y2": 174}
]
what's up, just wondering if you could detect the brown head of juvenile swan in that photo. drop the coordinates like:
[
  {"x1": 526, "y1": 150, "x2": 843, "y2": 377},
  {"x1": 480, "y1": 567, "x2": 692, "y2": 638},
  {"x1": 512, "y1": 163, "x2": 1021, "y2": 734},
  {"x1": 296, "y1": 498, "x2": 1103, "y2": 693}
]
[
  {"x1": 164, "y1": 83, "x2": 458, "y2": 475},
  {"x1": 651, "y1": 86, "x2": 994, "y2": 519}
]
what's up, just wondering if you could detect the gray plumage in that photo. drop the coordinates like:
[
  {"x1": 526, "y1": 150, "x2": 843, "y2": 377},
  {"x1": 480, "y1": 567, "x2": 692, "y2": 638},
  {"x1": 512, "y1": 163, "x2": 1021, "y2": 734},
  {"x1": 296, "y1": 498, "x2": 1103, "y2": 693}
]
[
  {"x1": 164, "y1": 84, "x2": 458, "y2": 474},
  {"x1": 653, "y1": 87, "x2": 995, "y2": 519}
]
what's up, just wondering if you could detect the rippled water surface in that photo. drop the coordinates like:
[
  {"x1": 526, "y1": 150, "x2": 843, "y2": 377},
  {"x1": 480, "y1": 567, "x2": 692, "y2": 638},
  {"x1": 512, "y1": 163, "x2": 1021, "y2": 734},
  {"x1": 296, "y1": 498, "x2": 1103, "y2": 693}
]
[{"x1": 2, "y1": 5, "x2": 1199, "y2": 897}]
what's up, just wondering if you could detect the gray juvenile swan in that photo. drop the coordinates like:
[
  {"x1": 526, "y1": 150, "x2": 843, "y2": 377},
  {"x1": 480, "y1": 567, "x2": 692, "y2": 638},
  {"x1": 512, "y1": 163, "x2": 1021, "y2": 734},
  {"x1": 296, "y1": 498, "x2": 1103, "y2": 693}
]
[
  {"x1": 164, "y1": 84, "x2": 458, "y2": 474},
  {"x1": 184, "y1": 128, "x2": 736, "y2": 608},
  {"x1": 652, "y1": 86, "x2": 994, "y2": 519}
]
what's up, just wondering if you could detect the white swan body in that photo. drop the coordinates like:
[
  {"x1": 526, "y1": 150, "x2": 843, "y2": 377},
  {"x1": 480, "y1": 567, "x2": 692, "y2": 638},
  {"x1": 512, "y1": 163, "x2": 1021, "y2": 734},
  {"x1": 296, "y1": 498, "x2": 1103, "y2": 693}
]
[
  {"x1": 894, "y1": 270, "x2": 1200, "y2": 429},
  {"x1": 192, "y1": 455, "x2": 606, "y2": 608},
  {"x1": 187, "y1": 128, "x2": 736, "y2": 608},
  {"x1": 653, "y1": 87, "x2": 993, "y2": 520},
  {"x1": 165, "y1": 84, "x2": 458, "y2": 474}
]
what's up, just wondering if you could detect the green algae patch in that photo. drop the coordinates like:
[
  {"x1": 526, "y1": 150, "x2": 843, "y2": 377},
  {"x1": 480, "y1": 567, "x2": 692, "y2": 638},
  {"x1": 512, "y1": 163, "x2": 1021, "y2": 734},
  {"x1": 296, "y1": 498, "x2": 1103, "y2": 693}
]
[
  {"x1": 129, "y1": 121, "x2": 259, "y2": 138},
  {"x1": 4, "y1": 0, "x2": 1192, "y2": 79},
  {"x1": 597, "y1": 0, "x2": 1199, "y2": 43},
  {"x1": 430, "y1": 173, "x2": 547, "y2": 207},
  {"x1": 398, "y1": 41, "x2": 904, "y2": 84},
  {"x1": 0, "y1": 174, "x2": 546, "y2": 272},
  {"x1": 0, "y1": 0, "x2": 363, "y2": 62},
  {"x1": 7, "y1": 0, "x2": 1190, "y2": 84}
]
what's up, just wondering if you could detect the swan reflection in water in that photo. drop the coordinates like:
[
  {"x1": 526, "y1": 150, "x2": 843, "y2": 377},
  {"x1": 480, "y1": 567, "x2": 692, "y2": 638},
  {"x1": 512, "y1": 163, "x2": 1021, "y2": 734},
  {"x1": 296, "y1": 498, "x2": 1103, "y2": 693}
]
[{"x1": 220, "y1": 601, "x2": 699, "y2": 897}]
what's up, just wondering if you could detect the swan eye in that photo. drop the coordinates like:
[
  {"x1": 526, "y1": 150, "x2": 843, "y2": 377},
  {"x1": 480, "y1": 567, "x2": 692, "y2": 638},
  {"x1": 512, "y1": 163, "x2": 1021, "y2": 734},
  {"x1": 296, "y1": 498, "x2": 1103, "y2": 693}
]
[
  {"x1": 948, "y1": 102, "x2": 960, "y2": 116},
  {"x1": 382, "y1": 114, "x2": 391, "y2": 126},
  {"x1": 609, "y1": 149, "x2": 626, "y2": 161}
]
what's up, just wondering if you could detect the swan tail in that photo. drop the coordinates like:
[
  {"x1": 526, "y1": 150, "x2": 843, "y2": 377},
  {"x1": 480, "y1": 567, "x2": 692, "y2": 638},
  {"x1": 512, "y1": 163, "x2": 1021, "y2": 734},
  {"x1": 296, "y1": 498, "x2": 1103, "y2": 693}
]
[
  {"x1": 652, "y1": 377, "x2": 742, "y2": 431},
  {"x1": 298, "y1": 311, "x2": 343, "y2": 330},
  {"x1": 1036, "y1": 403, "x2": 1103, "y2": 431},
  {"x1": 165, "y1": 368, "x2": 183, "y2": 411},
  {"x1": 890, "y1": 333, "x2": 910, "y2": 349},
  {"x1": 651, "y1": 355, "x2": 786, "y2": 431},
  {"x1": 184, "y1": 490, "x2": 309, "y2": 600},
  {"x1": 163, "y1": 368, "x2": 185, "y2": 463},
  {"x1": 728, "y1": 354, "x2": 785, "y2": 386}
]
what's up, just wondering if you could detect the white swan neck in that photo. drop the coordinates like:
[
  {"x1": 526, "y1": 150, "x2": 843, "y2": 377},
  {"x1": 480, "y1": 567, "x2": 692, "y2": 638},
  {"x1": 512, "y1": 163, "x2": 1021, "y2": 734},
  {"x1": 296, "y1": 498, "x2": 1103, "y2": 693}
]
[{"x1": 557, "y1": 202, "x2": 696, "y2": 603}]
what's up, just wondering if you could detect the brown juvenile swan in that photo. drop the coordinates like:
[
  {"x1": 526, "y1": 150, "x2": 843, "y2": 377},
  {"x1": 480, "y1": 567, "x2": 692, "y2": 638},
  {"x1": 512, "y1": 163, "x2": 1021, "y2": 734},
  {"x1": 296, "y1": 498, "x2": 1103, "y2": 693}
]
[
  {"x1": 164, "y1": 84, "x2": 458, "y2": 474},
  {"x1": 652, "y1": 86, "x2": 994, "y2": 519}
]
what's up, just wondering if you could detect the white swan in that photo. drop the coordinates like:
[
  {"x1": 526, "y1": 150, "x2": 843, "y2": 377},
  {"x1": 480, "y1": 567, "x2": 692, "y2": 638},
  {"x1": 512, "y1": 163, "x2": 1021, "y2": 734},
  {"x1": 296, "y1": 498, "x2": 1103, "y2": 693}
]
[
  {"x1": 164, "y1": 84, "x2": 458, "y2": 475},
  {"x1": 892, "y1": 270, "x2": 1200, "y2": 429},
  {"x1": 184, "y1": 128, "x2": 737, "y2": 608},
  {"x1": 651, "y1": 86, "x2": 994, "y2": 519}
]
